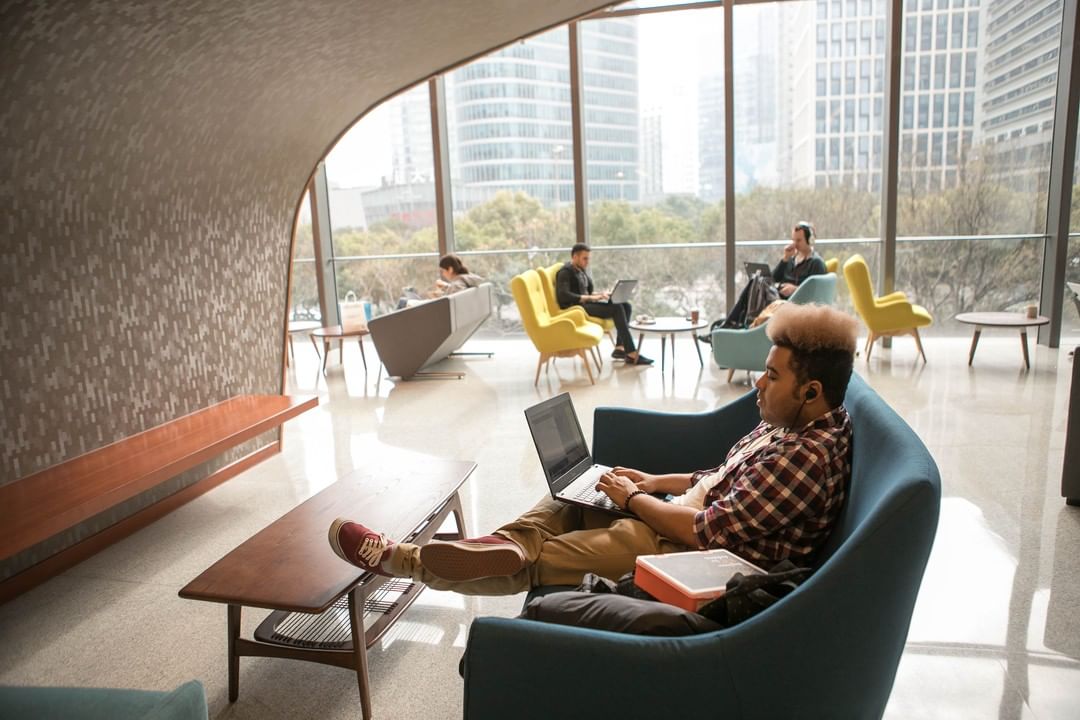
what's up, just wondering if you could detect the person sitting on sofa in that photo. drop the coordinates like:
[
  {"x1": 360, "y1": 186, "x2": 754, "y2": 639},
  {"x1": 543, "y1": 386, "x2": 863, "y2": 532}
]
[
  {"x1": 328, "y1": 303, "x2": 857, "y2": 596},
  {"x1": 398, "y1": 254, "x2": 485, "y2": 308},
  {"x1": 430, "y1": 254, "x2": 485, "y2": 297}
]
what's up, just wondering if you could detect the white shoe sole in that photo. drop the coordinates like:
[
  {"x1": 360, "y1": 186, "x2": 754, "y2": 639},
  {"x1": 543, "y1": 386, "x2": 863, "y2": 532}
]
[{"x1": 328, "y1": 517, "x2": 350, "y2": 563}]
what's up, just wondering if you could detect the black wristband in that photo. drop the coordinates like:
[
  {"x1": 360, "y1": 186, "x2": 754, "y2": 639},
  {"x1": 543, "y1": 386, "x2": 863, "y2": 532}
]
[{"x1": 624, "y1": 489, "x2": 647, "y2": 512}]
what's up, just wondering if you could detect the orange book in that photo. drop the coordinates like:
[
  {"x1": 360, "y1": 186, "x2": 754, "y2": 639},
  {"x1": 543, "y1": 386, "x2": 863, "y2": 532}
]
[{"x1": 634, "y1": 549, "x2": 765, "y2": 612}]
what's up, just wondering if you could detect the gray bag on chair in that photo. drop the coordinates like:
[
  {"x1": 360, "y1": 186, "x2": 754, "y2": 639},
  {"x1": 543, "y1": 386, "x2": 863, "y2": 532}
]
[{"x1": 745, "y1": 274, "x2": 779, "y2": 326}]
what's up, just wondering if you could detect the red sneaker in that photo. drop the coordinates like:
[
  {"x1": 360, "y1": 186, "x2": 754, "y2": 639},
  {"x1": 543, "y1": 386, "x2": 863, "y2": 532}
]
[
  {"x1": 419, "y1": 535, "x2": 526, "y2": 581},
  {"x1": 328, "y1": 518, "x2": 394, "y2": 575}
]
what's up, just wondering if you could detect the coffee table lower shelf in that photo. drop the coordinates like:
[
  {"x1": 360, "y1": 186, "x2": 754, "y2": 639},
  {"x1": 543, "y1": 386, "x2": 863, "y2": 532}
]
[{"x1": 253, "y1": 577, "x2": 420, "y2": 652}]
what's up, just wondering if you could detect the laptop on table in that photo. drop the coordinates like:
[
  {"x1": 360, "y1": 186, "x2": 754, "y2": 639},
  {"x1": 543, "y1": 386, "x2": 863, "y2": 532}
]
[{"x1": 524, "y1": 393, "x2": 633, "y2": 518}]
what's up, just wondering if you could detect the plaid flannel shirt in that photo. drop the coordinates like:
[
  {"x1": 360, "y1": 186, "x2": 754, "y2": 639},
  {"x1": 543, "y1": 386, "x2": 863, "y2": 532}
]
[{"x1": 690, "y1": 406, "x2": 852, "y2": 565}]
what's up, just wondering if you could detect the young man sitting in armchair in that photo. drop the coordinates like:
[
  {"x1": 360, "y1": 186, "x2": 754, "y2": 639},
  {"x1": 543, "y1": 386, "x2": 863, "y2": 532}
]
[{"x1": 329, "y1": 304, "x2": 858, "y2": 595}]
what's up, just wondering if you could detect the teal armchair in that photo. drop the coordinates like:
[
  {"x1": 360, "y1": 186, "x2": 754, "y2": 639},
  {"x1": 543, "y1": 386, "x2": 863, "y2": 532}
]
[
  {"x1": 461, "y1": 374, "x2": 941, "y2": 720},
  {"x1": 0, "y1": 681, "x2": 208, "y2": 720},
  {"x1": 711, "y1": 273, "x2": 837, "y2": 382}
]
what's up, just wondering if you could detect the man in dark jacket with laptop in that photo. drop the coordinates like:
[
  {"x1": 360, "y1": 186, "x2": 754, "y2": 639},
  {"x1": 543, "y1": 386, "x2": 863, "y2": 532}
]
[{"x1": 554, "y1": 243, "x2": 652, "y2": 366}]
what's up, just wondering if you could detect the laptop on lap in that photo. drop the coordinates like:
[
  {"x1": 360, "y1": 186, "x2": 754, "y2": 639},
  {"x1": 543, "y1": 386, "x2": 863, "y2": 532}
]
[
  {"x1": 524, "y1": 393, "x2": 633, "y2": 518},
  {"x1": 607, "y1": 279, "x2": 638, "y2": 304},
  {"x1": 743, "y1": 262, "x2": 772, "y2": 279}
]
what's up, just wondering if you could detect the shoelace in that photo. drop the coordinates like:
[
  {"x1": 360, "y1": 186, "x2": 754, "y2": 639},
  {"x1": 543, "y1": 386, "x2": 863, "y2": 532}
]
[{"x1": 357, "y1": 534, "x2": 388, "y2": 568}]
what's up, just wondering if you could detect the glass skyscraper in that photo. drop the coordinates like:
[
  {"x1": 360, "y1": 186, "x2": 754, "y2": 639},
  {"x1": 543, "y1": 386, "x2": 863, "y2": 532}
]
[{"x1": 449, "y1": 20, "x2": 640, "y2": 207}]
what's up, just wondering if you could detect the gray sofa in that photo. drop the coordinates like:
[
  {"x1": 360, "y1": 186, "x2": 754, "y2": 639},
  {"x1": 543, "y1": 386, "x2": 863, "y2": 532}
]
[{"x1": 368, "y1": 283, "x2": 493, "y2": 379}]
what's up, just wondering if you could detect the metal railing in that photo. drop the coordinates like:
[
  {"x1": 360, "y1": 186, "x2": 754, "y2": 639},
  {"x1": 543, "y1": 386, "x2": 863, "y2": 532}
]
[
  {"x1": 294, "y1": 231, "x2": 1066, "y2": 265},
  {"x1": 292, "y1": 232, "x2": 1078, "y2": 335}
]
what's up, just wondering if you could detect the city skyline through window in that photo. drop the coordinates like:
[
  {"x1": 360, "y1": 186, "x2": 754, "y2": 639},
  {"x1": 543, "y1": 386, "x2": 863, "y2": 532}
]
[{"x1": 292, "y1": 0, "x2": 1080, "y2": 337}]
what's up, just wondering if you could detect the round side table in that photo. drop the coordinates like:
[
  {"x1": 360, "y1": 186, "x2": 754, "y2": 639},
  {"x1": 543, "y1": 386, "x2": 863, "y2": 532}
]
[
  {"x1": 627, "y1": 316, "x2": 709, "y2": 372},
  {"x1": 310, "y1": 323, "x2": 370, "y2": 374},
  {"x1": 954, "y1": 312, "x2": 1049, "y2": 370}
]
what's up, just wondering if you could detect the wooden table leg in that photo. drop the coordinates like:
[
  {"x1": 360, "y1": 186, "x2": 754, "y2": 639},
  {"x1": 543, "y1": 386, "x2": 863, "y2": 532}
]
[
  {"x1": 228, "y1": 604, "x2": 241, "y2": 703},
  {"x1": 693, "y1": 331, "x2": 704, "y2": 367},
  {"x1": 338, "y1": 339, "x2": 344, "y2": 366},
  {"x1": 967, "y1": 328, "x2": 981, "y2": 366},
  {"x1": 357, "y1": 337, "x2": 368, "y2": 373},
  {"x1": 348, "y1": 589, "x2": 373, "y2": 720},
  {"x1": 449, "y1": 491, "x2": 468, "y2": 539},
  {"x1": 636, "y1": 333, "x2": 644, "y2": 353},
  {"x1": 309, "y1": 335, "x2": 323, "y2": 362},
  {"x1": 1020, "y1": 329, "x2": 1030, "y2": 370}
]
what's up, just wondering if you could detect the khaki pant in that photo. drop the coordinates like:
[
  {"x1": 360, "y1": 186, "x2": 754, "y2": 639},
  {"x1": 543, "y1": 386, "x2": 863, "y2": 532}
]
[{"x1": 388, "y1": 496, "x2": 688, "y2": 595}]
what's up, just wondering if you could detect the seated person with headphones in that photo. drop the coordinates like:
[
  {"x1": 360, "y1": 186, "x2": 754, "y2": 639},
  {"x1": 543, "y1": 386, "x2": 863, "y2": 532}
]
[
  {"x1": 773, "y1": 221, "x2": 827, "y2": 299},
  {"x1": 327, "y1": 304, "x2": 856, "y2": 595},
  {"x1": 714, "y1": 221, "x2": 827, "y2": 331}
]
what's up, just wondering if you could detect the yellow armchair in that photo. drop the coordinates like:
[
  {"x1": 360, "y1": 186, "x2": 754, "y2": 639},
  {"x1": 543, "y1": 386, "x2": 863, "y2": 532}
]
[
  {"x1": 825, "y1": 257, "x2": 840, "y2": 274},
  {"x1": 843, "y1": 254, "x2": 932, "y2": 362},
  {"x1": 537, "y1": 263, "x2": 593, "y2": 326},
  {"x1": 512, "y1": 269, "x2": 604, "y2": 385},
  {"x1": 536, "y1": 263, "x2": 604, "y2": 368},
  {"x1": 539, "y1": 262, "x2": 616, "y2": 344}
]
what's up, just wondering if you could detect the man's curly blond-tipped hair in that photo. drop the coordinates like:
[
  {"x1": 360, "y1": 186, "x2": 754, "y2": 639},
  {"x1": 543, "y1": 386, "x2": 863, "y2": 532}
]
[
  {"x1": 766, "y1": 303, "x2": 857, "y2": 354},
  {"x1": 765, "y1": 303, "x2": 857, "y2": 407}
]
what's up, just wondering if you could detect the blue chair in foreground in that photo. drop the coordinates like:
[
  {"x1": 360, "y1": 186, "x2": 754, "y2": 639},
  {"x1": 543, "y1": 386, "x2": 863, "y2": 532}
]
[
  {"x1": 0, "y1": 680, "x2": 208, "y2": 720},
  {"x1": 711, "y1": 272, "x2": 838, "y2": 383},
  {"x1": 461, "y1": 374, "x2": 941, "y2": 719}
]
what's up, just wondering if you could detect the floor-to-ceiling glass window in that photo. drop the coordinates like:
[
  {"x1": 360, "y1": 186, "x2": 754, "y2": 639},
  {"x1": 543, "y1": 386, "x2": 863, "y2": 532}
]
[
  {"x1": 293, "y1": 0, "x2": 1075, "y2": 340},
  {"x1": 324, "y1": 84, "x2": 440, "y2": 316},
  {"x1": 288, "y1": 190, "x2": 318, "y2": 322},
  {"x1": 894, "y1": 0, "x2": 1060, "y2": 333},
  {"x1": 1066, "y1": 102, "x2": 1080, "y2": 342},
  {"x1": 733, "y1": 0, "x2": 882, "y2": 319},
  {"x1": 445, "y1": 27, "x2": 577, "y2": 321},
  {"x1": 583, "y1": 7, "x2": 727, "y2": 322}
]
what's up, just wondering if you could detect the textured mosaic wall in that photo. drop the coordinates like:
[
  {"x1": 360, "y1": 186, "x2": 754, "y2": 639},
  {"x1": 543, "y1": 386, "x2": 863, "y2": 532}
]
[{"x1": 0, "y1": 0, "x2": 607, "y2": 578}]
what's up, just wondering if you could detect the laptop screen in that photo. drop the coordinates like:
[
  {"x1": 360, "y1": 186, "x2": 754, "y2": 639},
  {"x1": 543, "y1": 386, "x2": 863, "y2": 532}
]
[
  {"x1": 609, "y1": 279, "x2": 638, "y2": 305},
  {"x1": 524, "y1": 394, "x2": 591, "y2": 484},
  {"x1": 744, "y1": 262, "x2": 772, "y2": 279}
]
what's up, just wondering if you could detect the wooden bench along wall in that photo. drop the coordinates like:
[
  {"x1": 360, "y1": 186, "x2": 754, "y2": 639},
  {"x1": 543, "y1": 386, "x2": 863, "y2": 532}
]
[{"x1": 0, "y1": 394, "x2": 318, "y2": 604}]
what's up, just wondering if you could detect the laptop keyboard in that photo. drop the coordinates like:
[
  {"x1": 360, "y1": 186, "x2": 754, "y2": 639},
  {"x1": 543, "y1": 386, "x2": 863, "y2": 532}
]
[{"x1": 571, "y1": 484, "x2": 619, "y2": 510}]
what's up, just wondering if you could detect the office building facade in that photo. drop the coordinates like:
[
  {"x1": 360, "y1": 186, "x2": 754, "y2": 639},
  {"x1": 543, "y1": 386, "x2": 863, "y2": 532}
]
[
  {"x1": 801, "y1": 0, "x2": 981, "y2": 192},
  {"x1": 977, "y1": 0, "x2": 1062, "y2": 181},
  {"x1": 450, "y1": 19, "x2": 640, "y2": 206}
]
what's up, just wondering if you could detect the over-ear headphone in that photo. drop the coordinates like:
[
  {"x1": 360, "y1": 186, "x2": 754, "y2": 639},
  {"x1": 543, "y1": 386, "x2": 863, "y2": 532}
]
[
  {"x1": 805, "y1": 387, "x2": 818, "y2": 401},
  {"x1": 795, "y1": 221, "x2": 813, "y2": 243}
]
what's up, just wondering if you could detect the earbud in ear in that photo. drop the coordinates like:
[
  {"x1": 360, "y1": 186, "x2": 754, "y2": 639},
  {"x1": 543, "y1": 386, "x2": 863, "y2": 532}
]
[{"x1": 805, "y1": 387, "x2": 818, "y2": 401}]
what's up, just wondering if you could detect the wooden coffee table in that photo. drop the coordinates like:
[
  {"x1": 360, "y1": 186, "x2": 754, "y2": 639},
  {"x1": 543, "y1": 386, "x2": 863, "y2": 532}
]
[
  {"x1": 955, "y1": 312, "x2": 1049, "y2": 370},
  {"x1": 310, "y1": 323, "x2": 370, "y2": 374},
  {"x1": 179, "y1": 459, "x2": 474, "y2": 719},
  {"x1": 628, "y1": 316, "x2": 709, "y2": 372}
]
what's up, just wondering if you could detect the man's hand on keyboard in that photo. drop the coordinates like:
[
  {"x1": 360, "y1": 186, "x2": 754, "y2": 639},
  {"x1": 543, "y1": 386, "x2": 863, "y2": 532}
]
[
  {"x1": 611, "y1": 466, "x2": 656, "y2": 493},
  {"x1": 596, "y1": 471, "x2": 637, "y2": 509}
]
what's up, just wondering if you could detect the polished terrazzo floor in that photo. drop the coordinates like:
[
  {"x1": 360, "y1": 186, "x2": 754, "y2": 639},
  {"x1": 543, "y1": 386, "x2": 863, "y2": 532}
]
[{"x1": 1, "y1": 329, "x2": 1078, "y2": 719}]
